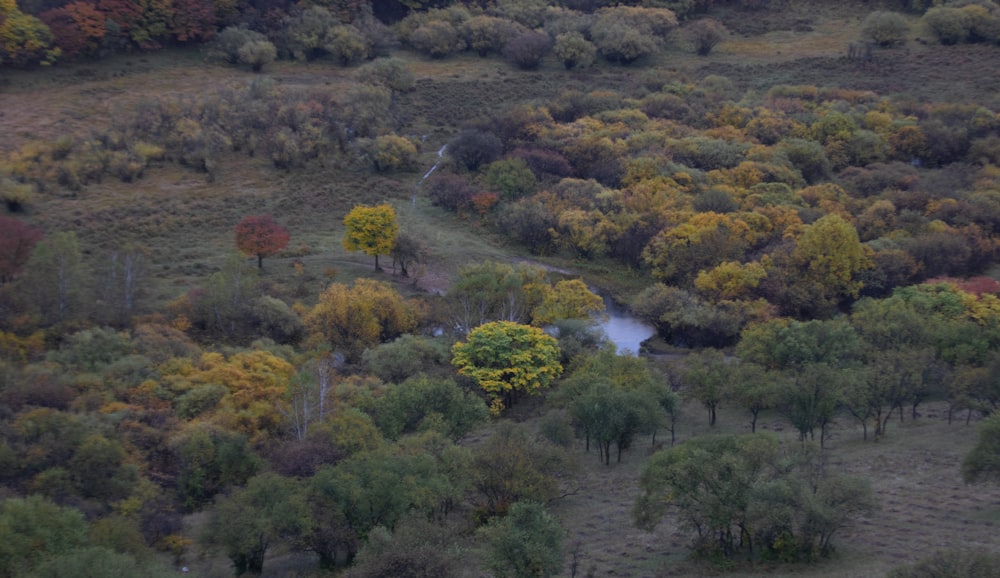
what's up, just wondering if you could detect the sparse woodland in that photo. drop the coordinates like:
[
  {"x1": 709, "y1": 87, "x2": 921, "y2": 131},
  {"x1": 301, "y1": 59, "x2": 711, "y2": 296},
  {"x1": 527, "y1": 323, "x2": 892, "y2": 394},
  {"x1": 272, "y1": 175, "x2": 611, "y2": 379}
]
[{"x1": 2, "y1": 0, "x2": 1000, "y2": 576}]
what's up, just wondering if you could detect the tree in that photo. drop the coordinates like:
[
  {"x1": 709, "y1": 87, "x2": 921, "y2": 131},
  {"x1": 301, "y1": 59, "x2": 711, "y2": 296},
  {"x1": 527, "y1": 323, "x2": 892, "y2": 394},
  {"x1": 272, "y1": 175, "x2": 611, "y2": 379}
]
[
  {"x1": 446, "y1": 261, "x2": 547, "y2": 334},
  {"x1": 481, "y1": 502, "x2": 564, "y2": 578},
  {"x1": 343, "y1": 517, "x2": 463, "y2": 578},
  {"x1": 728, "y1": 361, "x2": 780, "y2": 433},
  {"x1": 553, "y1": 31, "x2": 595, "y2": 70},
  {"x1": 680, "y1": 348, "x2": 730, "y2": 427},
  {"x1": 0, "y1": 495, "x2": 88, "y2": 578},
  {"x1": 962, "y1": 413, "x2": 1000, "y2": 485},
  {"x1": 238, "y1": 39, "x2": 276, "y2": 72},
  {"x1": 0, "y1": 1, "x2": 59, "y2": 67},
  {"x1": 862, "y1": 11, "x2": 910, "y2": 47},
  {"x1": 686, "y1": 18, "x2": 726, "y2": 55},
  {"x1": 342, "y1": 204, "x2": 398, "y2": 271},
  {"x1": 634, "y1": 434, "x2": 875, "y2": 561},
  {"x1": 530, "y1": 278, "x2": 604, "y2": 327},
  {"x1": 471, "y1": 422, "x2": 574, "y2": 516},
  {"x1": 234, "y1": 214, "x2": 290, "y2": 269},
  {"x1": 370, "y1": 375, "x2": 488, "y2": 440},
  {"x1": 24, "y1": 231, "x2": 86, "y2": 325},
  {"x1": 791, "y1": 214, "x2": 873, "y2": 309},
  {"x1": 452, "y1": 320, "x2": 562, "y2": 414},
  {"x1": 305, "y1": 278, "x2": 421, "y2": 362},
  {"x1": 202, "y1": 472, "x2": 309, "y2": 576},
  {"x1": 0, "y1": 215, "x2": 42, "y2": 283}
]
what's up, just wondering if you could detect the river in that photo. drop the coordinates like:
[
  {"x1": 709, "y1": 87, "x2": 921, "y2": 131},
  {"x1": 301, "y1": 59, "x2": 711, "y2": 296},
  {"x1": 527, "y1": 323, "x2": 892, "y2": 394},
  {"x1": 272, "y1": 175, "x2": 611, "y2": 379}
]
[{"x1": 596, "y1": 296, "x2": 657, "y2": 356}]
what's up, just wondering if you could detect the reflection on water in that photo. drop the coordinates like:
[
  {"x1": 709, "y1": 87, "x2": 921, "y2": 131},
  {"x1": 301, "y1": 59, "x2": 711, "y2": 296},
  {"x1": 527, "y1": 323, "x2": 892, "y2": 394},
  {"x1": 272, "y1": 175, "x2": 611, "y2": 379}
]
[{"x1": 596, "y1": 296, "x2": 656, "y2": 356}]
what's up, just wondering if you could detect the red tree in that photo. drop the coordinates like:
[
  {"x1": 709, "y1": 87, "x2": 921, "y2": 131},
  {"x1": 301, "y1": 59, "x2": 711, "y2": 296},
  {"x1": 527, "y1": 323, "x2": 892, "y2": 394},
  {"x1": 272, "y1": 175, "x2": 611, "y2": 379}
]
[
  {"x1": 234, "y1": 214, "x2": 290, "y2": 269},
  {"x1": 41, "y1": 2, "x2": 106, "y2": 59},
  {"x1": 0, "y1": 216, "x2": 43, "y2": 283}
]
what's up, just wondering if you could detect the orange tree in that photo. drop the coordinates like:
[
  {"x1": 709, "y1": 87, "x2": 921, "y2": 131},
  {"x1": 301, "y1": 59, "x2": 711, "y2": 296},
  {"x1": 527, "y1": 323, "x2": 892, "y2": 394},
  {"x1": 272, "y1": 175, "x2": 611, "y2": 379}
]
[
  {"x1": 452, "y1": 321, "x2": 562, "y2": 415},
  {"x1": 234, "y1": 214, "x2": 290, "y2": 269},
  {"x1": 342, "y1": 204, "x2": 398, "y2": 271}
]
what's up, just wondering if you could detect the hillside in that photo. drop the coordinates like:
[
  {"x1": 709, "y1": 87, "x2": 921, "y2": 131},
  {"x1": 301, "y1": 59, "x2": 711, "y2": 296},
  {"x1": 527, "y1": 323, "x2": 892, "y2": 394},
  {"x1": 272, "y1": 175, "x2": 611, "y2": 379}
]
[{"x1": 2, "y1": 0, "x2": 1000, "y2": 576}]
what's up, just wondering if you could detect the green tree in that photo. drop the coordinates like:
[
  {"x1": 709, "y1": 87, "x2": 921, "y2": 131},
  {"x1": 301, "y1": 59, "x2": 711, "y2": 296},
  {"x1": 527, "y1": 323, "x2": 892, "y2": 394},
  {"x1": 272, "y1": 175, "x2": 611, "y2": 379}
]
[
  {"x1": 680, "y1": 348, "x2": 730, "y2": 427},
  {"x1": 370, "y1": 375, "x2": 488, "y2": 440},
  {"x1": 0, "y1": 495, "x2": 88, "y2": 577},
  {"x1": 343, "y1": 517, "x2": 463, "y2": 578},
  {"x1": 24, "y1": 231, "x2": 87, "y2": 325},
  {"x1": 728, "y1": 361, "x2": 781, "y2": 433},
  {"x1": 471, "y1": 422, "x2": 574, "y2": 516},
  {"x1": 446, "y1": 261, "x2": 546, "y2": 333},
  {"x1": 202, "y1": 472, "x2": 309, "y2": 576},
  {"x1": 342, "y1": 203, "x2": 399, "y2": 271},
  {"x1": 481, "y1": 502, "x2": 564, "y2": 578},
  {"x1": 962, "y1": 413, "x2": 1000, "y2": 485},
  {"x1": 452, "y1": 320, "x2": 562, "y2": 414}
]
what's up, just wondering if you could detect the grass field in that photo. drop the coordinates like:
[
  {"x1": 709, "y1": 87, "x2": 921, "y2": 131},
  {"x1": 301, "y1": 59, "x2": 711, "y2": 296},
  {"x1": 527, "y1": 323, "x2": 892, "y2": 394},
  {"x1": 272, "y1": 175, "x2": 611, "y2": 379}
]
[{"x1": 3, "y1": 2, "x2": 1000, "y2": 575}]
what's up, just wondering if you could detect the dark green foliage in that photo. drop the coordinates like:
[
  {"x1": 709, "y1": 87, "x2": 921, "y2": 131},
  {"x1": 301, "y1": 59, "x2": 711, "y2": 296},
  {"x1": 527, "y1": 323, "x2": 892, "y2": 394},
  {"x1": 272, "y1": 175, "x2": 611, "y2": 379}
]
[
  {"x1": 481, "y1": 501, "x2": 564, "y2": 578},
  {"x1": 202, "y1": 472, "x2": 309, "y2": 576},
  {"x1": 448, "y1": 129, "x2": 504, "y2": 171},
  {"x1": 472, "y1": 422, "x2": 574, "y2": 516},
  {"x1": 171, "y1": 425, "x2": 262, "y2": 511},
  {"x1": 0, "y1": 495, "x2": 89, "y2": 578},
  {"x1": 343, "y1": 517, "x2": 464, "y2": 578},
  {"x1": 963, "y1": 413, "x2": 1000, "y2": 484},
  {"x1": 635, "y1": 435, "x2": 875, "y2": 562},
  {"x1": 363, "y1": 334, "x2": 451, "y2": 383},
  {"x1": 692, "y1": 187, "x2": 738, "y2": 213},
  {"x1": 357, "y1": 57, "x2": 416, "y2": 92},
  {"x1": 209, "y1": 26, "x2": 269, "y2": 65},
  {"x1": 632, "y1": 285, "x2": 769, "y2": 348},
  {"x1": 369, "y1": 375, "x2": 488, "y2": 440},
  {"x1": 484, "y1": 158, "x2": 537, "y2": 200}
]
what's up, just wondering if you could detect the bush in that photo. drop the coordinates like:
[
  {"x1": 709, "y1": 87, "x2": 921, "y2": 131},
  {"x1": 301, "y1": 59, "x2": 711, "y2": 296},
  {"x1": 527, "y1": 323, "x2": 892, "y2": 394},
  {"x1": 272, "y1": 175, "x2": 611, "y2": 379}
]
[
  {"x1": 510, "y1": 147, "x2": 573, "y2": 178},
  {"x1": 238, "y1": 40, "x2": 276, "y2": 72},
  {"x1": 326, "y1": 24, "x2": 371, "y2": 65},
  {"x1": 497, "y1": 198, "x2": 559, "y2": 254},
  {"x1": 461, "y1": 15, "x2": 525, "y2": 56},
  {"x1": 686, "y1": 18, "x2": 726, "y2": 55},
  {"x1": 862, "y1": 11, "x2": 911, "y2": 47},
  {"x1": 210, "y1": 27, "x2": 270, "y2": 65},
  {"x1": 887, "y1": 548, "x2": 1000, "y2": 578},
  {"x1": 409, "y1": 21, "x2": 465, "y2": 58},
  {"x1": 502, "y1": 30, "x2": 551, "y2": 70},
  {"x1": 447, "y1": 129, "x2": 503, "y2": 171},
  {"x1": 425, "y1": 173, "x2": 475, "y2": 213},
  {"x1": 357, "y1": 57, "x2": 415, "y2": 92},
  {"x1": 484, "y1": 158, "x2": 537, "y2": 200},
  {"x1": 365, "y1": 135, "x2": 418, "y2": 173},
  {"x1": 922, "y1": 6, "x2": 970, "y2": 44},
  {"x1": 553, "y1": 31, "x2": 596, "y2": 69}
]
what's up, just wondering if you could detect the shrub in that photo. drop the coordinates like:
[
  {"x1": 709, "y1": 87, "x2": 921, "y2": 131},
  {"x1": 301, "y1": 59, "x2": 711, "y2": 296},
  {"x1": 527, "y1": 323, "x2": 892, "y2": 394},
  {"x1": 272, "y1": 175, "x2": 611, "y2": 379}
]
[
  {"x1": 922, "y1": 6, "x2": 970, "y2": 44},
  {"x1": 365, "y1": 135, "x2": 418, "y2": 173},
  {"x1": 282, "y1": 6, "x2": 339, "y2": 61},
  {"x1": 592, "y1": 21, "x2": 657, "y2": 64},
  {"x1": 447, "y1": 129, "x2": 503, "y2": 171},
  {"x1": 238, "y1": 40, "x2": 276, "y2": 72},
  {"x1": 425, "y1": 173, "x2": 475, "y2": 213},
  {"x1": 862, "y1": 11, "x2": 911, "y2": 47},
  {"x1": 357, "y1": 57, "x2": 415, "y2": 92},
  {"x1": 409, "y1": 21, "x2": 465, "y2": 58},
  {"x1": 497, "y1": 198, "x2": 558, "y2": 254},
  {"x1": 326, "y1": 24, "x2": 371, "y2": 65},
  {"x1": 509, "y1": 147, "x2": 573, "y2": 178},
  {"x1": 461, "y1": 15, "x2": 525, "y2": 56},
  {"x1": 780, "y1": 138, "x2": 831, "y2": 184},
  {"x1": 553, "y1": 31, "x2": 596, "y2": 69},
  {"x1": 686, "y1": 18, "x2": 726, "y2": 55},
  {"x1": 210, "y1": 27, "x2": 270, "y2": 65},
  {"x1": 502, "y1": 30, "x2": 551, "y2": 70},
  {"x1": 484, "y1": 158, "x2": 537, "y2": 200}
]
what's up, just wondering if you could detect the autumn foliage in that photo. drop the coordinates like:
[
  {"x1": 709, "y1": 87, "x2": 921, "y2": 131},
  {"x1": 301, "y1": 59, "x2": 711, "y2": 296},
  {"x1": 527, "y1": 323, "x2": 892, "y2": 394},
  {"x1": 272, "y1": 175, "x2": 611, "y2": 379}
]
[{"x1": 234, "y1": 214, "x2": 290, "y2": 269}]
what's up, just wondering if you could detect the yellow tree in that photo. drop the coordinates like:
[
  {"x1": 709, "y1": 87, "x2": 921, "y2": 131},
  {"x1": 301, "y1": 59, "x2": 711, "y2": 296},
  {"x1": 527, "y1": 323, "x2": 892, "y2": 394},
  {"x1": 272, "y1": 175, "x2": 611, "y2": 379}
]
[
  {"x1": 792, "y1": 213, "x2": 873, "y2": 303},
  {"x1": 531, "y1": 278, "x2": 605, "y2": 326},
  {"x1": 452, "y1": 321, "x2": 562, "y2": 415},
  {"x1": 342, "y1": 204, "x2": 398, "y2": 271},
  {"x1": 305, "y1": 278, "x2": 421, "y2": 361}
]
